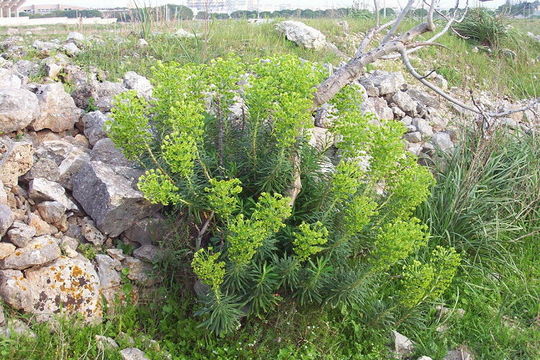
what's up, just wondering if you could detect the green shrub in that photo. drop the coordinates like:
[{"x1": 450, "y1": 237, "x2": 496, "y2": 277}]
[
  {"x1": 108, "y1": 54, "x2": 459, "y2": 336},
  {"x1": 454, "y1": 9, "x2": 513, "y2": 49}
]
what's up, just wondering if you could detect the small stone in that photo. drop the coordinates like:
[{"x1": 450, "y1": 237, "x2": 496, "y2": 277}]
[
  {"x1": 31, "y1": 83, "x2": 81, "y2": 133},
  {"x1": 67, "y1": 32, "x2": 85, "y2": 43},
  {"x1": 82, "y1": 111, "x2": 110, "y2": 146},
  {"x1": 123, "y1": 256, "x2": 156, "y2": 286},
  {"x1": 63, "y1": 42, "x2": 81, "y2": 57},
  {"x1": 444, "y1": 346, "x2": 474, "y2": 360},
  {"x1": 36, "y1": 201, "x2": 66, "y2": 225},
  {"x1": 133, "y1": 245, "x2": 162, "y2": 263},
  {"x1": 6, "y1": 222, "x2": 36, "y2": 247},
  {"x1": 123, "y1": 72, "x2": 153, "y2": 99},
  {"x1": 106, "y1": 248, "x2": 126, "y2": 261},
  {"x1": 418, "y1": 357, "x2": 433, "y2": 360},
  {"x1": 367, "y1": 71, "x2": 405, "y2": 95},
  {"x1": 431, "y1": 132, "x2": 454, "y2": 153},
  {"x1": 82, "y1": 219, "x2": 106, "y2": 246},
  {"x1": 0, "y1": 303, "x2": 4, "y2": 326},
  {"x1": 392, "y1": 330, "x2": 414, "y2": 358},
  {"x1": 0, "y1": 243, "x2": 15, "y2": 260},
  {"x1": 95, "y1": 335, "x2": 119, "y2": 351},
  {"x1": 95, "y1": 254, "x2": 121, "y2": 289},
  {"x1": 0, "y1": 205, "x2": 13, "y2": 237},
  {"x1": 404, "y1": 131, "x2": 422, "y2": 143},
  {"x1": 120, "y1": 348, "x2": 149, "y2": 360},
  {"x1": 138, "y1": 39, "x2": 149, "y2": 47},
  {"x1": 392, "y1": 91, "x2": 417, "y2": 113},
  {"x1": 0, "y1": 235, "x2": 61, "y2": 270},
  {"x1": 0, "y1": 319, "x2": 36, "y2": 338},
  {"x1": 412, "y1": 118, "x2": 434, "y2": 139}
]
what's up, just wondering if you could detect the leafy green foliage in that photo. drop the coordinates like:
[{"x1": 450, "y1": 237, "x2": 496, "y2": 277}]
[{"x1": 109, "y1": 54, "x2": 450, "y2": 336}]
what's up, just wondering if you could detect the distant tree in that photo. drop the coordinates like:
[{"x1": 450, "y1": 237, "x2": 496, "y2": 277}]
[
  {"x1": 165, "y1": 4, "x2": 193, "y2": 20},
  {"x1": 411, "y1": 8, "x2": 428, "y2": 17},
  {"x1": 230, "y1": 10, "x2": 257, "y2": 19},
  {"x1": 210, "y1": 12, "x2": 229, "y2": 19},
  {"x1": 379, "y1": 8, "x2": 396, "y2": 17},
  {"x1": 195, "y1": 11, "x2": 209, "y2": 19},
  {"x1": 259, "y1": 11, "x2": 272, "y2": 18}
]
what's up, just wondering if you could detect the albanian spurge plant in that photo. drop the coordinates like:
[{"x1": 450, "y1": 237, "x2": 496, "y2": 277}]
[{"x1": 108, "y1": 55, "x2": 460, "y2": 336}]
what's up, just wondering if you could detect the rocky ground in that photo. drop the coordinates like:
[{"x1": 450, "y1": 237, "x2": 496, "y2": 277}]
[{"x1": 0, "y1": 25, "x2": 538, "y2": 360}]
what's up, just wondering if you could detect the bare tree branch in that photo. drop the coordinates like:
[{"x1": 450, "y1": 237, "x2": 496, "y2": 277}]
[
  {"x1": 381, "y1": 0, "x2": 417, "y2": 44},
  {"x1": 356, "y1": 19, "x2": 396, "y2": 57}
]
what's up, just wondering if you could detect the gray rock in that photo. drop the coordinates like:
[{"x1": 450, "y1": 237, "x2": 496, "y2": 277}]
[
  {"x1": 24, "y1": 158, "x2": 61, "y2": 183},
  {"x1": 123, "y1": 72, "x2": 153, "y2": 99},
  {"x1": 0, "y1": 68, "x2": 22, "y2": 89},
  {"x1": 62, "y1": 42, "x2": 81, "y2": 57},
  {"x1": 0, "y1": 88, "x2": 39, "y2": 133},
  {"x1": 367, "y1": 97, "x2": 394, "y2": 120},
  {"x1": 36, "y1": 201, "x2": 66, "y2": 225},
  {"x1": 106, "y1": 248, "x2": 125, "y2": 261},
  {"x1": 95, "y1": 81, "x2": 126, "y2": 112},
  {"x1": 31, "y1": 83, "x2": 81, "y2": 133},
  {"x1": 431, "y1": 132, "x2": 454, "y2": 153},
  {"x1": 95, "y1": 335, "x2": 119, "y2": 351},
  {"x1": 0, "y1": 256, "x2": 101, "y2": 322},
  {"x1": 276, "y1": 21, "x2": 328, "y2": 50},
  {"x1": 90, "y1": 138, "x2": 133, "y2": 167},
  {"x1": 392, "y1": 330, "x2": 414, "y2": 358},
  {"x1": 82, "y1": 111, "x2": 110, "y2": 146},
  {"x1": 6, "y1": 222, "x2": 36, "y2": 247},
  {"x1": 0, "y1": 235, "x2": 61, "y2": 270},
  {"x1": 367, "y1": 71, "x2": 405, "y2": 95},
  {"x1": 407, "y1": 88, "x2": 440, "y2": 109},
  {"x1": 120, "y1": 348, "x2": 149, "y2": 360},
  {"x1": 32, "y1": 40, "x2": 60, "y2": 55},
  {"x1": 412, "y1": 118, "x2": 434, "y2": 138},
  {"x1": 418, "y1": 357, "x2": 433, "y2": 360},
  {"x1": 123, "y1": 216, "x2": 165, "y2": 246},
  {"x1": 358, "y1": 78, "x2": 380, "y2": 97},
  {"x1": 95, "y1": 254, "x2": 121, "y2": 289},
  {"x1": 404, "y1": 131, "x2": 422, "y2": 143},
  {"x1": 444, "y1": 346, "x2": 474, "y2": 360},
  {"x1": 0, "y1": 319, "x2": 36, "y2": 338},
  {"x1": 0, "y1": 180, "x2": 6, "y2": 204},
  {"x1": 28, "y1": 178, "x2": 77, "y2": 211},
  {"x1": 0, "y1": 205, "x2": 13, "y2": 237},
  {"x1": 14, "y1": 60, "x2": 40, "y2": 78},
  {"x1": 67, "y1": 32, "x2": 85, "y2": 43},
  {"x1": 133, "y1": 245, "x2": 162, "y2": 263},
  {"x1": 392, "y1": 91, "x2": 417, "y2": 114},
  {"x1": 0, "y1": 302, "x2": 4, "y2": 326},
  {"x1": 72, "y1": 161, "x2": 160, "y2": 237}
]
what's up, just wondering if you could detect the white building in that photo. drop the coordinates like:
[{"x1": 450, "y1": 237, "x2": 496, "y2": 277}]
[{"x1": 0, "y1": 0, "x2": 26, "y2": 17}]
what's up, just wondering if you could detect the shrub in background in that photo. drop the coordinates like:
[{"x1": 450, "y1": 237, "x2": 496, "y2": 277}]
[{"x1": 108, "y1": 54, "x2": 459, "y2": 335}]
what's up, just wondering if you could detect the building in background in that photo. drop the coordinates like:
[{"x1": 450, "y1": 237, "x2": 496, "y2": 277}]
[
  {"x1": 1, "y1": 0, "x2": 26, "y2": 17},
  {"x1": 20, "y1": 3, "x2": 89, "y2": 15},
  {"x1": 186, "y1": 0, "x2": 227, "y2": 12}
]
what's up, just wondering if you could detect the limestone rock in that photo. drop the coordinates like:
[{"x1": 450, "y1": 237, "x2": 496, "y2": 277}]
[
  {"x1": 276, "y1": 21, "x2": 328, "y2": 50},
  {"x1": 431, "y1": 132, "x2": 454, "y2": 153},
  {"x1": 36, "y1": 201, "x2": 66, "y2": 225},
  {"x1": 0, "y1": 204, "x2": 13, "y2": 238},
  {"x1": 91, "y1": 138, "x2": 133, "y2": 168},
  {"x1": 82, "y1": 219, "x2": 106, "y2": 246},
  {"x1": 0, "y1": 256, "x2": 101, "y2": 322},
  {"x1": 32, "y1": 40, "x2": 60, "y2": 55},
  {"x1": 0, "y1": 138, "x2": 34, "y2": 187},
  {"x1": 0, "y1": 235, "x2": 61, "y2": 270},
  {"x1": 31, "y1": 83, "x2": 81, "y2": 133},
  {"x1": 95, "y1": 81, "x2": 126, "y2": 112},
  {"x1": 367, "y1": 97, "x2": 394, "y2": 120},
  {"x1": 123, "y1": 72, "x2": 153, "y2": 99},
  {"x1": 63, "y1": 42, "x2": 81, "y2": 57},
  {"x1": 123, "y1": 256, "x2": 156, "y2": 286},
  {"x1": 72, "y1": 161, "x2": 160, "y2": 237},
  {"x1": 392, "y1": 91, "x2": 417, "y2": 114},
  {"x1": 0, "y1": 89, "x2": 39, "y2": 133},
  {"x1": 0, "y1": 243, "x2": 15, "y2": 260},
  {"x1": 67, "y1": 32, "x2": 85, "y2": 43},
  {"x1": 392, "y1": 330, "x2": 414, "y2": 358},
  {"x1": 28, "y1": 178, "x2": 78, "y2": 211},
  {"x1": 82, "y1": 111, "x2": 110, "y2": 146},
  {"x1": 6, "y1": 222, "x2": 36, "y2": 248},
  {"x1": 404, "y1": 131, "x2": 422, "y2": 143},
  {"x1": 120, "y1": 348, "x2": 149, "y2": 360},
  {"x1": 95, "y1": 254, "x2": 121, "y2": 289},
  {"x1": 0, "y1": 68, "x2": 22, "y2": 89},
  {"x1": 28, "y1": 212, "x2": 57, "y2": 236},
  {"x1": 412, "y1": 118, "x2": 434, "y2": 139},
  {"x1": 367, "y1": 71, "x2": 405, "y2": 95}
]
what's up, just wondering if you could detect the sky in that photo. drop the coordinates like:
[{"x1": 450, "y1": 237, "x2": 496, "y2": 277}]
[{"x1": 22, "y1": 0, "x2": 508, "y2": 10}]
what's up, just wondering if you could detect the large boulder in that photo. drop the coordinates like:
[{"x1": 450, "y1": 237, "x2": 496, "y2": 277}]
[
  {"x1": 0, "y1": 89, "x2": 39, "y2": 133},
  {"x1": 0, "y1": 138, "x2": 34, "y2": 187},
  {"x1": 31, "y1": 83, "x2": 81, "y2": 133},
  {"x1": 276, "y1": 21, "x2": 328, "y2": 50},
  {"x1": 0, "y1": 68, "x2": 23, "y2": 89},
  {"x1": 72, "y1": 161, "x2": 161, "y2": 237},
  {"x1": 0, "y1": 255, "x2": 102, "y2": 322}
]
